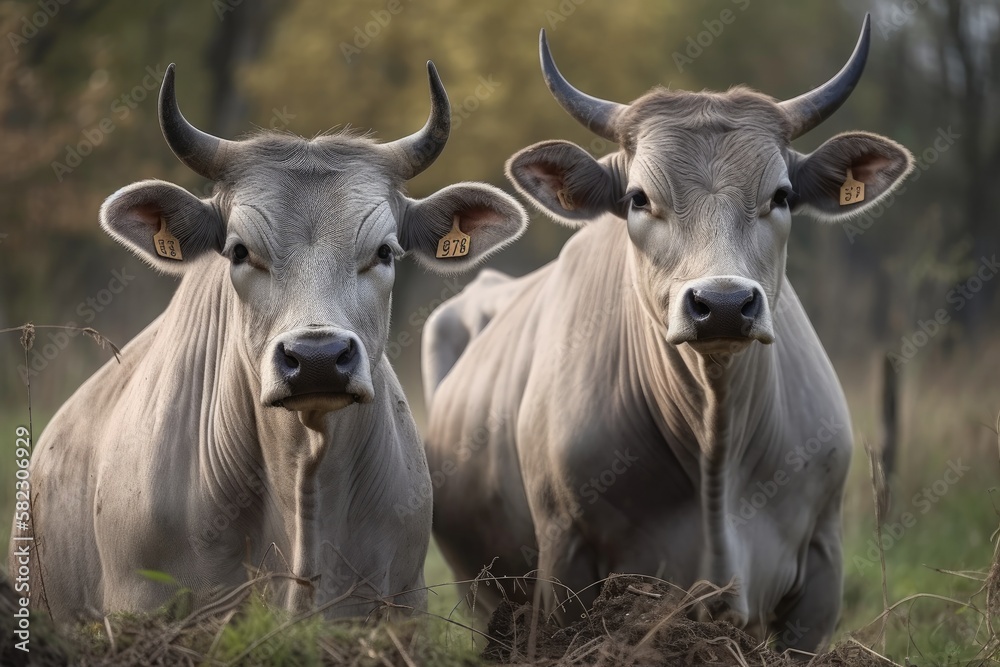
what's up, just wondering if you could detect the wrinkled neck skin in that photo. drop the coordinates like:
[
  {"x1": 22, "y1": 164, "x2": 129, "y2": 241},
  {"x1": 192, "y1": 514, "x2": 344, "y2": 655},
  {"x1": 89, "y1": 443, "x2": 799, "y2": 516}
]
[
  {"x1": 622, "y1": 239, "x2": 781, "y2": 584},
  {"x1": 245, "y1": 367, "x2": 368, "y2": 613},
  {"x1": 623, "y1": 239, "x2": 781, "y2": 451},
  {"x1": 174, "y1": 257, "x2": 386, "y2": 613}
]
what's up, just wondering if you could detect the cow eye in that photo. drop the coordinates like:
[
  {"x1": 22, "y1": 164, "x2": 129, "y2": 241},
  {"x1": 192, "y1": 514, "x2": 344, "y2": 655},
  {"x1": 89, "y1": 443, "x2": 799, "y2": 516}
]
[
  {"x1": 232, "y1": 243, "x2": 249, "y2": 263},
  {"x1": 377, "y1": 244, "x2": 393, "y2": 263},
  {"x1": 771, "y1": 189, "x2": 790, "y2": 209},
  {"x1": 629, "y1": 190, "x2": 649, "y2": 210}
]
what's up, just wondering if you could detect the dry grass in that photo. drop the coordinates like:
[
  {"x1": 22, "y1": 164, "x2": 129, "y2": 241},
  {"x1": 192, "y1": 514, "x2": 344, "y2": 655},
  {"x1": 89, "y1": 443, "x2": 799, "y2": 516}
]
[
  {"x1": 0, "y1": 571, "x2": 483, "y2": 666},
  {"x1": 479, "y1": 573, "x2": 900, "y2": 667},
  {"x1": 0, "y1": 569, "x2": 918, "y2": 667}
]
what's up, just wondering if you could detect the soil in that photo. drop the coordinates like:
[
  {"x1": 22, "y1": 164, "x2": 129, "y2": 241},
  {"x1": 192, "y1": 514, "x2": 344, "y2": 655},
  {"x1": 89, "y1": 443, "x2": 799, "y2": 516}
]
[{"x1": 481, "y1": 574, "x2": 895, "y2": 667}]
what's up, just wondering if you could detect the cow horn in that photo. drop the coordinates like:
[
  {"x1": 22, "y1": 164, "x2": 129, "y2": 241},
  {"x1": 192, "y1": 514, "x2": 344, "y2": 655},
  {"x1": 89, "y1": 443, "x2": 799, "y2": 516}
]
[
  {"x1": 159, "y1": 63, "x2": 237, "y2": 181},
  {"x1": 780, "y1": 14, "x2": 871, "y2": 140},
  {"x1": 383, "y1": 61, "x2": 450, "y2": 180},
  {"x1": 540, "y1": 29, "x2": 626, "y2": 143}
]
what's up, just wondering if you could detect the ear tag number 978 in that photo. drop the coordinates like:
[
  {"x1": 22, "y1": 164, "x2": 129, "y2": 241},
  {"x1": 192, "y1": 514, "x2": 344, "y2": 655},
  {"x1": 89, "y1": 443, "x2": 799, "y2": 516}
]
[{"x1": 436, "y1": 216, "x2": 470, "y2": 259}]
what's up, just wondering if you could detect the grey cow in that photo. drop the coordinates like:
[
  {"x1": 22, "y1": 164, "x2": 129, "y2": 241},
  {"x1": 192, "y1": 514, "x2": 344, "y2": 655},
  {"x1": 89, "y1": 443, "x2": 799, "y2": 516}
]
[
  {"x1": 11, "y1": 62, "x2": 527, "y2": 622},
  {"x1": 423, "y1": 17, "x2": 912, "y2": 653}
]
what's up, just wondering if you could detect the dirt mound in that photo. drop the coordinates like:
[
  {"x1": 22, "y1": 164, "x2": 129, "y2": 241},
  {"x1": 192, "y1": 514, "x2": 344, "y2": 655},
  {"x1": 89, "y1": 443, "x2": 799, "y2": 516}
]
[{"x1": 482, "y1": 575, "x2": 893, "y2": 667}]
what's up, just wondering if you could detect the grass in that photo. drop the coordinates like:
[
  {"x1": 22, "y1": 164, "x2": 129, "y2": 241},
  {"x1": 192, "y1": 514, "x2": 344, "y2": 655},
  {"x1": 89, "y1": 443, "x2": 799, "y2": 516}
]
[
  {"x1": 839, "y1": 484, "x2": 997, "y2": 662},
  {"x1": 23, "y1": 580, "x2": 482, "y2": 666}
]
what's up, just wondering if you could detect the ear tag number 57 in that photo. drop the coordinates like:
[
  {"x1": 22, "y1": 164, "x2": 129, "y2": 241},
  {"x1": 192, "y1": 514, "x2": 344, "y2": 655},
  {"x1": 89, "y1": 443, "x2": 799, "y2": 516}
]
[{"x1": 839, "y1": 169, "x2": 865, "y2": 206}]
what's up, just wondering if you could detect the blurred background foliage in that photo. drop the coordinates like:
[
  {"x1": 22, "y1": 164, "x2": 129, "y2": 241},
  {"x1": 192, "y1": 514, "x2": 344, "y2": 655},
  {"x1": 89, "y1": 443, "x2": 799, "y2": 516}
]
[
  {"x1": 0, "y1": 0, "x2": 998, "y2": 659},
  {"x1": 0, "y1": 0, "x2": 997, "y2": 403}
]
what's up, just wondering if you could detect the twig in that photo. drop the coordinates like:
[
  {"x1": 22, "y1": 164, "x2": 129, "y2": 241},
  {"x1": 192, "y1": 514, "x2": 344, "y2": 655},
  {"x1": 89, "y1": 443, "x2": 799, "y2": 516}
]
[
  {"x1": 206, "y1": 607, "x2": 239, "y2": 659},
  {"x1": 18, "y1": 326, "x2": 54, "y2": 623},
  {"x1": 864, "y1": 437, "x2": 891, "y2": 654},
  {"x1": 385, "y1": 625, "x2": 418, "y2": 667},
  {"x1": 626, "y1": 584, "x2": 662, "y2": 599},
  {"x1": 632, "y1": 580, "x2": 738, "y2": 656},
  {"x1": 926, "y1": 566, "x2": 986, "y2": 581},
  {"x1": 103, "y1": 615, "x2": 116, "y2": 654},
  {"x1": 2, "y1": 323, "x2": 122, "y2": 362},
  {"x1": 846, "y1": 636, "x2": 904, "y2": 666},
  {"x1": 407, "y1": 605, "x2": 513, "y2": 651}
]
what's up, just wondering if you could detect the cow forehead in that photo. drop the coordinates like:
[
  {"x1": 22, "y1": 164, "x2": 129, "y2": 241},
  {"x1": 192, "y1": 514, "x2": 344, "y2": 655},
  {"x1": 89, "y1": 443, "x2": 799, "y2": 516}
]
[
  {"x1": 219, "y1": 139, "x2": 399, "y2": 261},
  {"x1": 630, "y1": 129, "x2": 785, "y2": 208},
  {"x1": 620, "y1": 86, "x2": 791, "y2": 143},
  {"x1": 223, "y1": 133, "x2": 398, "y2": 220},
  {"x1": 620, "y1": 89, "x2": 790, "y2": 212}
]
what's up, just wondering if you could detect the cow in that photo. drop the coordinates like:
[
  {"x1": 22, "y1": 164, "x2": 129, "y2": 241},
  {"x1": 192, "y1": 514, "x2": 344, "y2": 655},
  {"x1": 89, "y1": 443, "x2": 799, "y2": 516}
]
[
  {"x1": 422, "y1": 16, "x2": 912, "y2": 653},
  {"x1": 10, "y1": 61, "x2": 528, "y2": 623}
]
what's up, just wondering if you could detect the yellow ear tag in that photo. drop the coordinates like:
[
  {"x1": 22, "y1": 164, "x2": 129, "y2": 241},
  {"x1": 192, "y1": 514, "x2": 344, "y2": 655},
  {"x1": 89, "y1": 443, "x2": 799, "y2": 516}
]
[
  {"x1": 153, "y1": 218, "x2": 183, "y2": 261},
  {"x1": 839, "y1": 169, "x2": 865, "y2": 206},
  {"x1": 435, "y1": 215, "x2": 470, "y2": 259}
]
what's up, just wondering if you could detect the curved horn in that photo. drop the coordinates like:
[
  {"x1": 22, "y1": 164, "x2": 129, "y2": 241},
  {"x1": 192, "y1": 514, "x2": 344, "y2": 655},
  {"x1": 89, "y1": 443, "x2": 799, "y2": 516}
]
[
  {"x1": 159, "y1": 63, "x2": 237, "y2": 181},
  {"x1": 540, "y1": 29, "x2": 627, "y2": 142},
  {"x1": 780, "y1": 14, "x2": 871, "y2": 140},
  {"x1": 383, "y1": 61, "x2": 450, "y2": 180}
]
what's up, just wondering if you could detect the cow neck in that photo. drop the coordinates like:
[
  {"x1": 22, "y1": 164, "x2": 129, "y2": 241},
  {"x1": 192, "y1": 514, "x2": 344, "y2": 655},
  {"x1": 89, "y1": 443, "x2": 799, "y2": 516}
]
[
  {"x1": 146, "y1": 257, "x2": 260, "y2": 526},
  {"x1": 165, "y1": 257, "x2": 384, "y2": 612},
  {"x1": 620, "y1": 242, "x2": 780, "y2": 467},
  {"x1": 622, "y1": 237, "x2": 782, "y2": 603}
]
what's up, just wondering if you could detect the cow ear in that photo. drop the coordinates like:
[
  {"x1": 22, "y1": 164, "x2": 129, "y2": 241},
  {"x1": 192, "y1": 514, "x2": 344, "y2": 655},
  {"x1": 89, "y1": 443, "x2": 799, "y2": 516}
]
[
  {"x1": 100, "y1": 179, "x2": 225, "y2": 276},
  {"x1": 789, "y1": 131, "x2": 914, "y2": 222},
  {"x1": 506, "y1": 140, "x2": 624, "y2": 227},
  {"x1": 399, "y1": 183, "x2": 529, "y2": 275}
]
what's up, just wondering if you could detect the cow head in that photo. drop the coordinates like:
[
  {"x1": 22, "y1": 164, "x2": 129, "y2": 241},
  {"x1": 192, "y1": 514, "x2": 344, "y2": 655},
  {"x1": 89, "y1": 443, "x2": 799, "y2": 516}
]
[
  {"x1": 507, "y1": 16, "x2": 912, "y2": 354},
  {"x1": 101, "y1": 63, "x2": 527, "y2": 421}
]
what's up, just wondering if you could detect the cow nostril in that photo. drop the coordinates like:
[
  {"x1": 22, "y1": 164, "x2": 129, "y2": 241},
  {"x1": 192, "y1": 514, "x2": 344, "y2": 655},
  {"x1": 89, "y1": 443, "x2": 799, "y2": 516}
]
[
  {"x1": 741, "y1": 290, "x2": 762, "y2": 319},
  {"x1": 336, "y1": 338, "x2": 357, "y2": 369},
  {"x1": 687, "y1": 291, "x2": 711, "y2": 319},
  {"x1": 278, "y1": 343, "x2": 300, "y2": 369}
]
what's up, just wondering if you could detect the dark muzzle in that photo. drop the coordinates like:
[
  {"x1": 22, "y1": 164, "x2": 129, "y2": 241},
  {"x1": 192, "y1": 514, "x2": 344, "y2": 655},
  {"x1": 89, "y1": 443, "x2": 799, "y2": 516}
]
[{"x1": 684, "y1": 287, "x2": 763, "y2": 340}]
